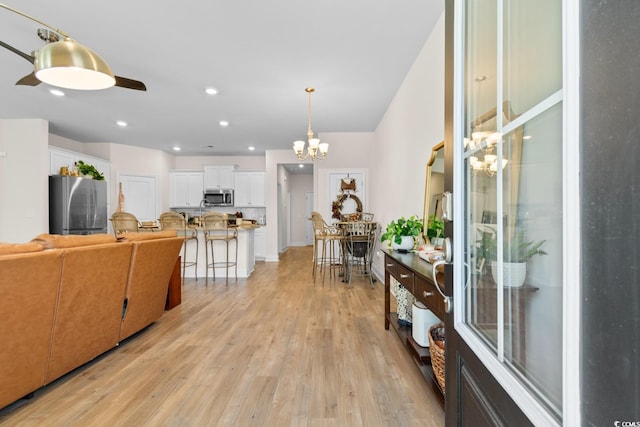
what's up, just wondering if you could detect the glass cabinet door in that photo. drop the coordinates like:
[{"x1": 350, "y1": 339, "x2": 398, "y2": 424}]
[{"x1": 460, "y1": 0, "x2": 564, "y2": 419}]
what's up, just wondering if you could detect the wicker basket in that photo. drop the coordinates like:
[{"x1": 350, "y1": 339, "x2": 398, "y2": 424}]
[{"x1": 428, "y1": 322, "x2": 446, "y2": 394}]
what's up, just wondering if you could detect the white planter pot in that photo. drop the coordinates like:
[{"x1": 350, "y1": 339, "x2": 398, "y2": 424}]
[
  {"x1": 392, "y1": 236, "x2": 415, "y2": 252},
  {"x1": 490, "y1": 261, "x2": 526, "y2": 287}
]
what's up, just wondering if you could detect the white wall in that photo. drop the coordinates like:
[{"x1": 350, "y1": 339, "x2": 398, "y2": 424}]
[
  {"x1": 0, "y1": 119, "x2": 50, "y2": 242},
  {"x1": 371, "y1": 12, "x2": 446, "y2": 276}
]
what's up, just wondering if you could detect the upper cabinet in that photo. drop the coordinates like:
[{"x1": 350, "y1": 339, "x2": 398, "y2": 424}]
[
  {"x1": 49, "y1": 147, "x2": 111, "y2": 183},
  {"x1": 169, "y1": 171, "x2": 204, "y2": 208},
  {"x1": 234, "y1": 171, "x2": 265, "y2": 207},
  {"x1": 203, "y1": 165, "x2": 236, "y2": 190}
]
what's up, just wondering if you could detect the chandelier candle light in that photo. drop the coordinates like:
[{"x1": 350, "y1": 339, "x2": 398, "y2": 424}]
[
  {"x1": 293, "y1": 87, "x2": 329, "y2": 160},
  {"x1": 465, "y1": 131, "x2": 508, "y2": 176}
]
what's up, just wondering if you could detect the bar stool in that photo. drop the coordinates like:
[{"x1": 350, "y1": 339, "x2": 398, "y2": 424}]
[
  {"x1": 159, "y1": 212, "x2": 199, "y2": 281},
  {"x1": 202, "y1": 212, "x2": 238, "y2": 284},
  {"x1": 310, "y1": 211, "x2": 343, "y2": 282},
  {"x1": 110, "y1": 212, "x2": 140, "y2": 236}
]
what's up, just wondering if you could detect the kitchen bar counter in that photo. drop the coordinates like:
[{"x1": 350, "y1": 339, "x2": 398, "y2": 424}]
[{"x1": 182, "y1": 225, "x2": 260, "y2": 279}]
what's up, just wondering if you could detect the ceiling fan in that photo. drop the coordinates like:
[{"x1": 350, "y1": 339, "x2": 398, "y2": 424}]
[{"x1": 0, "y1": 3, "x2": 146, "y2": 91}]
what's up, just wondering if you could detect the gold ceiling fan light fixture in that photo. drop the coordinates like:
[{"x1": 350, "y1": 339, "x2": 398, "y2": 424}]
[
  {"x1": 34, "y1": 37, "x2": 115, "y2": 90},
  {"x1": 0, "y1": 3, "x2": 143, "y2": 91}
]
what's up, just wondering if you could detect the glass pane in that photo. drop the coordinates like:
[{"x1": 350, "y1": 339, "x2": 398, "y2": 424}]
[
  {"x1": 464, "y1": 0, "x2": 497, "y2": 136},
  {"x1": 502, "y1": 103, "x2": 563, "y2": 415},
  {"x1": 463, "y1": 0, "x2": 499, "y2": 355},
  {"x1": 503, "y1": 0, "x2": 562, "y2": 122}
]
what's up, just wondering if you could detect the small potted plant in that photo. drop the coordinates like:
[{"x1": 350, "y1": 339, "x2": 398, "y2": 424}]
[
  {"x1": 380, "y1": 215, "x2": 423, "y2": 252},
  {"x1": 476, "y1": 227, "x2": 547, "y2": 287},
  {"x1": 75, "y1": 160, "x2": 105, "y2": 180},
  {"x1": 425, "y1": 214, "x2": 445, "y2": 247}
]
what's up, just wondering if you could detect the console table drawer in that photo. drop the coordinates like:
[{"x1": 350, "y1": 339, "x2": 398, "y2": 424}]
[
  {"x1": 396, "y1": 265, "x2": 415, "y2": 294},
  {"x1": 385, "y1": 257, "x2": 399, "y2": 277},
  {"x1": 415, "y1": 276, "x2": 445, "y2": 320}
]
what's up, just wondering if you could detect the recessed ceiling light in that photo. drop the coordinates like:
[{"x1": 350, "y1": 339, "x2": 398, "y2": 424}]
[
  {"x1": 205, "y1": 87, "x2": 218, "y2": 95},
  {"x1": 299, "y1": 164, "x2": 304, "y2": 168},
  {"x1": 248, "y1": 146, "x2": 255, "y2": 151},
  {"x1": 219, "y1": 120, "x2": 229, "y2": 127},
  {"x1": 173, "y1": 146, "x2": 181, "y2": 151},
  {"x1": 116, "y1": 120, "x2": 128, "y2": 127},
  {"x1": 49, "y1": 89, "x2": 64, "y2": 97}
]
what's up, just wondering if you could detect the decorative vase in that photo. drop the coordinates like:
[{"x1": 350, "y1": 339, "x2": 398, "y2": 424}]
[
  {"x1": 392, "y1": 236, "x2": 415, "y2": 252},
  {"x1": 490, "y1": 261, "x2": 527, "y2": 287},
  {"x1": 117, "y1": 182, "x2": 125, "y2": 213}
]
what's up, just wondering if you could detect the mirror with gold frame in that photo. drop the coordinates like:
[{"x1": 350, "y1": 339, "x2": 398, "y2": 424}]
[{"x1": 423, "y1": 140, "x2": 445, "y2": 244}]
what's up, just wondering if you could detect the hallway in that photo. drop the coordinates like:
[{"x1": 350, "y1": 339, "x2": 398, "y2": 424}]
[{"x1": 0, "y1": 246, "x2": 444, "y2": 426}]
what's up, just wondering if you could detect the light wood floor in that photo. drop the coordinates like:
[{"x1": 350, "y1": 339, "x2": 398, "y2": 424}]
[{"x1": 0, "y1": 246, "x2": 444, "y2": 427}]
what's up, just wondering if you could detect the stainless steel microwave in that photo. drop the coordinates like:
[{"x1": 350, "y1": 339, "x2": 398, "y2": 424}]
[{"x1": 203, "y1": 189, "x2": 234, "y2": 207}]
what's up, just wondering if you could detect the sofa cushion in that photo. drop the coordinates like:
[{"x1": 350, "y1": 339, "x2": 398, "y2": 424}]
[
  {"x1": 32, "y1": 233, "x2": 117, "y2": 249},
  {"x1": 118, "y1": 230, "x2": 178, "y2": 241},
  {"x1": 0, "y1": 242, "x2": 45, "y2": 255}
]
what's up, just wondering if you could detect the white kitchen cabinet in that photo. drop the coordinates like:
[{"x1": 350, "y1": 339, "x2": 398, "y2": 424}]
[
  {"x1": 49, "y1": 148, "x2": 77, "y2": 175},
  {"x1": 49, "y1": 147, "x2": 111, "y2": 186},
  {"x1": 204, "y1": 165, "x2": 235, "y2": 190},
  {"x1": 49, "y1": 147, "x2": 111, "y2": 183},
  {"x1": 254, "y1": 227, "x2": 266, "y2": 260},
  {"x1": 233, "y1": 171, "x2": 265, "y2": 207},
  {"x1": 170, "y1": 171, "x2": 204, "y2": 207}
]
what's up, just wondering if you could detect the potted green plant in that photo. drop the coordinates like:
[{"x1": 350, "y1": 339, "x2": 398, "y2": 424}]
[
  {"x1": 425, "y1": 214, "x2": 445, "y2": 247},
  {"x1": 380, "y1": 215, "x2": 423, "y2": 252},
  {"x1": 75, "y1": 160, "x2": 105, "y2": 180},
  {"x1": 476, "y1": 227, "x2": 547, "y2": 287}
]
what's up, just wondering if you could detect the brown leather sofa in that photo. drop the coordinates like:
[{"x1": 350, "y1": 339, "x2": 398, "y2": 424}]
[{"x1": 0, "y1": 231, "x2": 183, "y2": 410}]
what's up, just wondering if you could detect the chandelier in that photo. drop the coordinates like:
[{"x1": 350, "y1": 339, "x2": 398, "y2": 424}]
[
  {"x1": 293, "y1": 87, "x2": 328, "y2": 160},
  {"x1": 465, "y1": 131, "x2": 508, "y2": 176}
]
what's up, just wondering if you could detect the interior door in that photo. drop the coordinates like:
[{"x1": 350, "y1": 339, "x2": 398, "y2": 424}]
[
  {"x1": 445, "y1": 0, "x2": 564, "y2": 425},
  {"x1": 119, "y1": 174, "x2": 157, "y2": 222}
]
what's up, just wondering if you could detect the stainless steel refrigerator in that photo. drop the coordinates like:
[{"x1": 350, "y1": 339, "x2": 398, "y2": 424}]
[{"x1": 49, "y1": 176, "x2": 108, "y2": 235}]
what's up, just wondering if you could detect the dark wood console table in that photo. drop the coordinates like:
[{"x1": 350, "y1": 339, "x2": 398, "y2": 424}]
[{"x1": 383, "y1": 249, "x2": 446, "y2": 403}]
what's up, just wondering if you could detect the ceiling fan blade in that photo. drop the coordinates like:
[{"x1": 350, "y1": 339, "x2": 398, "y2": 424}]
[
  {"x1": 0, "y1": 39, "x2": 35, "y2": 64},
  {"x1": 16, "y1": 72, "x2": 41, "y2": 86},
  {"x1": 115, "y1": 76, "x2": 147, "y2": 91}
]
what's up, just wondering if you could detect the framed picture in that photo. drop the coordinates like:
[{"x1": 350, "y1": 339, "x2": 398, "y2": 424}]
[{"x1": 475, "y1": 256, "x2": 486, "y2": 273}]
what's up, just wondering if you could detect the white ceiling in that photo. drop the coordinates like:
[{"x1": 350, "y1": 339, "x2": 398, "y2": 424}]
[{"x1": 0, "y1": 1, "x2": 444, "y2": 157}]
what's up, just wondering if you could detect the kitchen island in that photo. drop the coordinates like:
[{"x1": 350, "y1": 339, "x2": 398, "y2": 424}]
[{"x1": 182, "y1": 223, "x2": 260, "y2": 279}]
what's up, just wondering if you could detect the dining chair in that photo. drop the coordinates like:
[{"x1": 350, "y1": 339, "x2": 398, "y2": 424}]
[{"x1": 342, "y1": 221, "x2": 377, "y2": 287}]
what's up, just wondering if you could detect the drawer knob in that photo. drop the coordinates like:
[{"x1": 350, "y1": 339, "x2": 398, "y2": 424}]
[
  {"x1": 424, "y1": 291, "x2": 434, "y2": 297},
  {"x1": 400, "y1": 273, "x2": 410, "y2": 279}
]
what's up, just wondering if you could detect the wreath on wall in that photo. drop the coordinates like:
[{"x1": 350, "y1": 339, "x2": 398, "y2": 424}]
[{"x1": 332, "y1": 193, "x2": 363, "y2": 220}]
